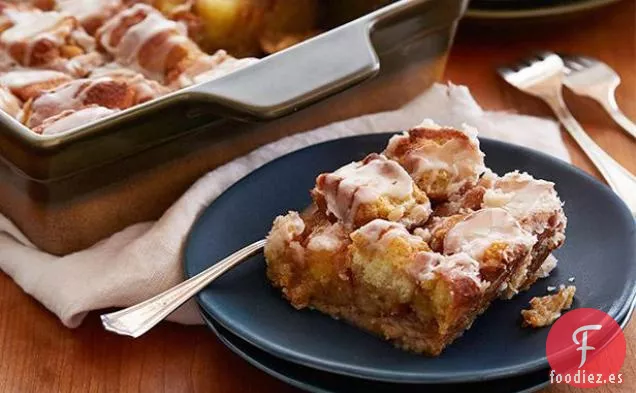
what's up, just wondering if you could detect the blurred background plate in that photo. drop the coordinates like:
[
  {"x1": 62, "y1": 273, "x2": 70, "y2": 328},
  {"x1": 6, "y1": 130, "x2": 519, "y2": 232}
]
[{"x1": 467, "y1": 0, "x2": 621, "y2": 19}]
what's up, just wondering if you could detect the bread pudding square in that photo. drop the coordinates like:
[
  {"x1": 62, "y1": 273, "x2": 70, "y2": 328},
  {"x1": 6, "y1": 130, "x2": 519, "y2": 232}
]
[
  {"x1": 265, "y1": 211, "x2": 500, "y2": 356},
  {"x1": 384, "y1": 120, "x2": 485, "y2": 201},
  {"x1": 312, "y1": 153, "x2": 432, "y2": 230},
  {"x1": 265, "y1": 207, "x2": 539, "y2": 355},
  {"x1": 265, "y1": 125, "x2": 568, "y2": 356}
]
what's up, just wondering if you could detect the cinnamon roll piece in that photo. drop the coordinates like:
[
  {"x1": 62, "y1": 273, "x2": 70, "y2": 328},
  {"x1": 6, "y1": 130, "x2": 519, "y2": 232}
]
[
  {"x1": 384, "y1": 120, "x2": 486, "y2": 202},
  {"x1": 0, "y1": 69, "x2": 71, "y2": 101},
  {"x1": 32, "y1": 104, "x2": 118, "y2": 135},
  {"x1": 21, "y1": 77, "x2": 141, "y2": 127},
  {"x1": 96, "y1": 4, "x2": 256, "y2": 87},
  {"x1": 0, "y1": 7, "x2": 104, "y2": 76},
  {"x1": 54, "y1": 0, "x2": 124, "y2": 35},
  {"x1": 96, "y1": 4, "x2": 202, "y2": 83},
  {"x1": 89, "y1": 63, "x2": 170, "y2": 103}
]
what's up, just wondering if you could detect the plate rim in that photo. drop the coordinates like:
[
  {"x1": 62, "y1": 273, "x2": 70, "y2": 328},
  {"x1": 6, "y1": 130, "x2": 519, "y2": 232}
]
[
  {"x1": 199, "y1": 294, "x2": 636, "y2": 392},
  {"x1": 200, "y1": 307, "x2": 555, "y2": 393},
  {"x1": 185, "y1": 133, "x2": 636, "y2": 384},
  {"x1": 466, "y1": 0, "x2": 620, "y2": 19}
]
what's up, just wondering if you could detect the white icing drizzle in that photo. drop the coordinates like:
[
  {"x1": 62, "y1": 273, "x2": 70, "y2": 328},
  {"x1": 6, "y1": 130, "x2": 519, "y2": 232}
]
[
  {"x1": 1, "y1": 9, "x2": 67, "y2": 44},
  {"x1": 443, "y1": 208, "x2": 536, "y2": 261},
  {"x1": 413, "y1": 251, "x2": 484, "y2": 288},
  {"x1": 352, "y1": 219, "x2": 425, "y2": 251},
  {"x1": 0, "y1": 8, "x2": 96, "y2": 72},
  {"x1": 315, "y1": 154, "x2": 415, "y2": 225},
  {"x1": 266, "y1": 212, "x2": 306, "y2": 254},
  {"x1": 537, "y1": 254, "x2": 558, "y2": 279},
  {"x1": 98, "y1": 4, "x2": 190, "y2": 83},
  {"x1": 0, "y1": 86, "x2": 21, "y2": 117},
  {"x1": 89, "y1": 63, "x2": 170, "y2": 102},
  {"x1": 0, "y1": 69, "x2": 69, "y2": 89},
  {"x1": 37, "y1": 105, "x2": 117, "y2": 135},
  {"x1": 90, "y1": 62, "x2": 141, "y2": 79},
  {"x1": 385, "y1": 120, "x2": 486, "y2": 196},
  {"x1": 56, "y1": 0, "x2": 122, "y2": 30},
  {"x1": 482, "y1": 171, "x2": 564, "y2": 234},
  {"x1": 26, "y1": 77, "x2": 120, "y2": 127},
  {"x1": 307, "y1": 223, "x2": 345, "y2": 252}
]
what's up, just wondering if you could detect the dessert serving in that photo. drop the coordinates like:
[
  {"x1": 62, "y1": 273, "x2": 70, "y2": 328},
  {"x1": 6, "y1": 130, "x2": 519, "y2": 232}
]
[{"x1": 264, "y1": 121, "x2": 569, "y2": 356}]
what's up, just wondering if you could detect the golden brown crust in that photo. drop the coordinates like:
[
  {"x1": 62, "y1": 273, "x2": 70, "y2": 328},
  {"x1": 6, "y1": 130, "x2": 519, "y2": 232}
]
[{"x1": 265, "y1": 210, "x2": 502, "y2": 356}]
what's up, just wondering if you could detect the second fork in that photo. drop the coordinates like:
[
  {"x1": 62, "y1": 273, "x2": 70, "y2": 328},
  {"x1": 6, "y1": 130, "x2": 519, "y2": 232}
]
[{"x1": 498, "y1": 52, "x2": 636, "y2": 215}]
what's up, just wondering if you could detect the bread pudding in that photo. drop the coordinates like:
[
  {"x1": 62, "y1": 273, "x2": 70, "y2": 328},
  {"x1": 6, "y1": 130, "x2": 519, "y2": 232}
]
[
  {"x1": 265, "y1": 121, "x2": 568, "y2": 355},
  {"x1": 0, "y1": 0, "x2": 259, "y2": 135}
]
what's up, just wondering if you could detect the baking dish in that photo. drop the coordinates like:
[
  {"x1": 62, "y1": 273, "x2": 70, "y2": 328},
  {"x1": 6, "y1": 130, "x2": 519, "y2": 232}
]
[{"x1": 0, "y1": 0, "x2": 469, "y2": 254}]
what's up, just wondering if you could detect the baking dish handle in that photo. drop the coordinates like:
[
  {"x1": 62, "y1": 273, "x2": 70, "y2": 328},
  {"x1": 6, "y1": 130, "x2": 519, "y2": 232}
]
[{"x1": 188, "y1": 20, "x2": 380, "y2": 120}]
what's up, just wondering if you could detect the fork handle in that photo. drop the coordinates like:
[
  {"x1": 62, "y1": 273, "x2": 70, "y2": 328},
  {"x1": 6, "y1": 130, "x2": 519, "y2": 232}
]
[
  {"x1": 545, "y1": 94, "x2": 636, "y2": 215},
  {"x1": 601, "y1": 92, "x2": 636, "y2": 140},
  {"x1": 100, "y1": 239, "x2": 266, "y2": 338}
]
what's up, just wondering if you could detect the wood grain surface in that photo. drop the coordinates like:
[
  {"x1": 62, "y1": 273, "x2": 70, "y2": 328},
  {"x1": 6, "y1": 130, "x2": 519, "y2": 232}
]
[{"x1": 0, "y1": 1, "x2": 634, "y2": 392}]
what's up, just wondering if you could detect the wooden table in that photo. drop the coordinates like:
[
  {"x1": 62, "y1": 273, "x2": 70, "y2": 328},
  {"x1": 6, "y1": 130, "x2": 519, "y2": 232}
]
[{"x1": 1, "y1": 1, "x2": 634, "y2": 392}]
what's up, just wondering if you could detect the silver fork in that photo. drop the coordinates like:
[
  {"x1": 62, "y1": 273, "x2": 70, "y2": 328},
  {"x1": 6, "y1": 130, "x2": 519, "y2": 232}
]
[
  {"x1": 101, "y1": 239, "x2": 266, "y2": 337},
  {"x1": 561, "y1": 54, "x2": 636, "y2": 140},
  {"x1": 498, "y1": 52, "x2": 636, "y2": 215}
]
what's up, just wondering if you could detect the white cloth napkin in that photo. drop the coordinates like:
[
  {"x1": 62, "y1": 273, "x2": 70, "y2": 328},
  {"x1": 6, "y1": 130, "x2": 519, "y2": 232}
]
[{"x1": 0, "y1": 83, "x2": 570, "y2": 328}]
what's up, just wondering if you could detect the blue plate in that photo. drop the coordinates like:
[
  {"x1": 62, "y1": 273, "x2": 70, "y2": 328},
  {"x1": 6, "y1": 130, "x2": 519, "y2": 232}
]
[
  {"x1": 185, "y1": 134, "x2": 636, "y2": 384},
  {"x1": 199, "y1": 307, "x2": 550, "y2": 393},
  {"x1": 199, "y1": 296, "x2": 636, "y2": 393}
]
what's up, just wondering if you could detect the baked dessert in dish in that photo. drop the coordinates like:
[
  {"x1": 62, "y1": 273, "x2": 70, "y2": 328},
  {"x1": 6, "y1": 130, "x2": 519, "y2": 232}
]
[
  {"x1": 0, "y1": 0, "x2": 257, "y2": 133},
  {"x1": 53, "y1": 0, "x2": 124, "y2": 35},
  {"x1": 96, "y1": 3, "x2": 203, "y2": 84},
  {"x1": 0, "y1": 5, "x2": 104, "y2": 76},
  {"x1": 0, "y1": 69, "x2": 72, "y2": 101},
  {"x1": 265, "y1": 121, "x2": 568, "y2": 356},
  {"x1": 20, "y1": 76, "x2": 152, "y2": 128},
  {"x1": 32, "y1": 104, "x2": 117, "y2": 135}
]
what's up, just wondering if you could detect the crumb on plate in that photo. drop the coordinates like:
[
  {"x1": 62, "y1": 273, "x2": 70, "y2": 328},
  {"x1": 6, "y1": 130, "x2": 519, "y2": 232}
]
[{"x1": 521, "y1": 285, "x2": 576, "y2": 328}]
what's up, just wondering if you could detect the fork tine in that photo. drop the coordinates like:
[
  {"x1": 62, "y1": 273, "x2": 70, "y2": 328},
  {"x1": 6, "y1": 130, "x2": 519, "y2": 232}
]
[
  {"x1": 577, "y1": 56, "x2": 597, "y2": 67},
  {"x1": 497, "y1": 66, "x2": 515, "y2": 79},
  {"x1": 536, "y1": 51, "x2": 557, "y2": 61},
  {"x1": 562, "y1": 56, "x2": 586, "y2": 71}
]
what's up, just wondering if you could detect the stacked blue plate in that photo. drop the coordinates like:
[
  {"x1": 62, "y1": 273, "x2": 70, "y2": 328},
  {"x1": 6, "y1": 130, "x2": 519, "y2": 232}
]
[{"x1": 185, "y1": 134, "x2": 636, "y2": 393}]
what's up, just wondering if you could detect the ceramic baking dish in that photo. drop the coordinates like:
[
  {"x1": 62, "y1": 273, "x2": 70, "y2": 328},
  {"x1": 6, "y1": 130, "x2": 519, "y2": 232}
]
[{"x1": 0, "y1": 0, "x2": 468, "y2": 254}]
